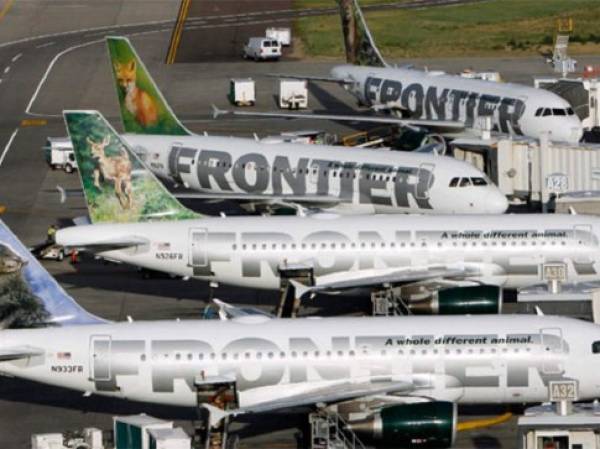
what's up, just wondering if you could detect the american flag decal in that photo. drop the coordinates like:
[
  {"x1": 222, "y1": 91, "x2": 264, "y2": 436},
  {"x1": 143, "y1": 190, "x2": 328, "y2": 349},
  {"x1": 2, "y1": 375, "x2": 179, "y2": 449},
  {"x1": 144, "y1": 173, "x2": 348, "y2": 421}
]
[{"x1": 57, "y1": 352, "x2": 71, "y2": 360}]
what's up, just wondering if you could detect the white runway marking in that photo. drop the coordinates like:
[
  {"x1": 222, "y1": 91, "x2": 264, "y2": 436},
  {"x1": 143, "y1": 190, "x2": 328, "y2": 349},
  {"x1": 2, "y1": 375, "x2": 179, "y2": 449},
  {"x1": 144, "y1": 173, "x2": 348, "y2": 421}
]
[
  {"x1": 26, "y1": 39, "x2": 105, "y2": 115},
  {"x1": 25, "y1": 28, "x2": 170, "y2": 116},
  {"x1": 3, "y1": 66, "x2": 9, "y2": 74},
  {"x1": 11, "y1": 52, "x2": 22, "y2": 62},
  {"x1": 0, "y1": 128, "x2": 19, "y2": 167},
  {"x1": 36, "y1": 41, "x2": 55, "y2": 49}
]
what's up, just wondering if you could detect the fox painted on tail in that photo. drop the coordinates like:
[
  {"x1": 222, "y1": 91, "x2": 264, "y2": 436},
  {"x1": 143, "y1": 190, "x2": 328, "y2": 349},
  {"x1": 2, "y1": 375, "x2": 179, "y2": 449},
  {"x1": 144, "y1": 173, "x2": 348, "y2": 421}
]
[
  {"x1": 107, "y1": 37, "x2": 190, "y2": 136},
  {"x1": 114, "y1": 59, "x2": 159, "y2": 127}
]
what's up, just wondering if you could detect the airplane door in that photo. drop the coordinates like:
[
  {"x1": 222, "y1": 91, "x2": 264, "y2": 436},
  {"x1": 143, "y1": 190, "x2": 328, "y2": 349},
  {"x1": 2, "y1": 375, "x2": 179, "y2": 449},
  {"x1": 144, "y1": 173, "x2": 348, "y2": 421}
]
[
  {"x1": 574, "y1": 224, "x2": 593, "y2": 246},
  {"x1": 540, "y1": 328, "x2": 565, "y2": 375},
  {"x1": 189, "y1": 228, "x2": 208, "y2": 267},
  {"x1": 415, "y1": 163, "x2": 435, "y2": 199},
  {"x1": 168, "y1": 143, "x2": 184, "y2": 182},
  {"x1": 90, "y1": 335, "x2": 111, "y2": 381}
]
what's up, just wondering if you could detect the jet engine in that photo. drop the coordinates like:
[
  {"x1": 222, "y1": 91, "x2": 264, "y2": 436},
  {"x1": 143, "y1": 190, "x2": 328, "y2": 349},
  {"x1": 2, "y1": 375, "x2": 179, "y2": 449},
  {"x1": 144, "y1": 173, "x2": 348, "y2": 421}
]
[
  {"x1": 347, "y1": 401, "x2": 457, "y2": 448},
  {"x1": 407, "y1": 285, "x2": 502, "y2": 315}
]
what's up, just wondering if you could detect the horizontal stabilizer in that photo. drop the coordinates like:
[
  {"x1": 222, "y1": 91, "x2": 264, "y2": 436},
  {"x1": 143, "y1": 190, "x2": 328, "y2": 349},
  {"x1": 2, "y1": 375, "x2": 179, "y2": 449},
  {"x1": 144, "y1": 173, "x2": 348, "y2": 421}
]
[{"x1": 0, "y1": 346, "x2": 44, "y2": 362}]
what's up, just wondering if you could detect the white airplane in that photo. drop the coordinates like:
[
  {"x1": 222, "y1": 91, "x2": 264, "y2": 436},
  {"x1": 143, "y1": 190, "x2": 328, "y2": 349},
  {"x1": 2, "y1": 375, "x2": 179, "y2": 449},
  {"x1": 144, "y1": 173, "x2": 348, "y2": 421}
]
[
  {"x1": 58, "y1": 111, "x2": 600, "y2": 314},
  {"x1": 224, "y1": 0, "x2": 583, "y2": 144},
  {"x1": 103, "y1": 36, "x2": 507, "y2": 216},
  {"x1": 3, "y1": 219, "x2": 600, "y2": 448}
]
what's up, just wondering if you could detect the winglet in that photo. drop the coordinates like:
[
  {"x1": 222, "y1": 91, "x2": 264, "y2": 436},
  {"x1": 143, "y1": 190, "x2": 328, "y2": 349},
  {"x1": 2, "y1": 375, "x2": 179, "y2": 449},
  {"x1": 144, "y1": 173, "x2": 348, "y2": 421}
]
[
  {"x1": 211, "y1": 104, "x2": 229, "y2": 119},
  {"x1": 63, "y1": 110, "x2": 200, "y2": 224},
  {"x1": 201, "y1": 404, "x2": 233, "y2": 428},
  {"x1": 535, "y1": 306, "x2": 545, "y2": 316},
  {"x1": 289, "y1": 279, "x2": 313, "y2": 299},
  {"x1": 106, "y1": 36, "x2": 191, "y2": 136}
]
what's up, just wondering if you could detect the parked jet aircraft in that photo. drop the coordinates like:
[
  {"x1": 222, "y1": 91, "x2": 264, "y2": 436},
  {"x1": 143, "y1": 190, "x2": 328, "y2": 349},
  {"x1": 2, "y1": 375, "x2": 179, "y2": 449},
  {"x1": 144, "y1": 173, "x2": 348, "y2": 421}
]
[
  {"x1": 4, "y1": 219, "x2": 600, "y2": 448},
  {"x1": 103, "y1": 36, "x2": 507, "y2": 215},
  {"x1": 58, "y1": 111, "x2": 598, "y2": 313},
  {"x1": 225, "y1": 0, "x2": 583, "y2": 144}
]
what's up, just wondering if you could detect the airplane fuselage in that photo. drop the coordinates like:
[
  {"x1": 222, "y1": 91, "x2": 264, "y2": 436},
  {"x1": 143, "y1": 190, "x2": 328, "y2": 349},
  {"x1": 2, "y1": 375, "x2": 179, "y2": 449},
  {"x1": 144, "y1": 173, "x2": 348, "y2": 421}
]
[
  {"x1": 1, "y1": 315, "x2": 599, "y2": 408},
  {"x1": 123, "y1": 134, "x2": 507, "y2": 215},
  {"x1": 330, "y1": 65, "x2": 583, "y2": 143},
  {"x1": 58, "y1": 213, "x2": 600, "y2": 291}
]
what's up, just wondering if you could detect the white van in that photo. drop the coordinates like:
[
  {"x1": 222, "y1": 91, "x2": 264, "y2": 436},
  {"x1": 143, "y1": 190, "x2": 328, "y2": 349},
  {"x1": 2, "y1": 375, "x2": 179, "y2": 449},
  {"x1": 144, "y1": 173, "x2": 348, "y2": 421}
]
[{"x1": 243, "y1": 37, "x2": 281, "y2": 61}]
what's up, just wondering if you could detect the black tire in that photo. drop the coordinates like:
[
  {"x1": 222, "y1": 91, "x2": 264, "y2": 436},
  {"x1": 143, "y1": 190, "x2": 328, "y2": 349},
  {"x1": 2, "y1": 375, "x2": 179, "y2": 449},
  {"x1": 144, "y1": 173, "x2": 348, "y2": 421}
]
[
  {"x1": 50, "y1": 164, "x2": 57, "y2": 170},
  {"x1": 64, "y1": 164, "x2": 73, "y2": 173}
]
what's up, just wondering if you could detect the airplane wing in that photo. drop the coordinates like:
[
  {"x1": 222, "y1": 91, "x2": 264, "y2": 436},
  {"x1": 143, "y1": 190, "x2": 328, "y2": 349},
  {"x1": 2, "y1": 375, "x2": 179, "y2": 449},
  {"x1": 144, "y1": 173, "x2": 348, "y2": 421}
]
[
  {"x1": 208, "y1": 299, "x2": 274, "y2": 320},
  {"x1": 203, "y1": 376, "x2": 415, "y2": 426},
  {"x1": 175, "y1": 192, "x2": 345, "y2": 209},
  {"x1": 266, "y1": 73, "x2": 354, "y2": 85},
  {"x1": 292, "y1": 265, "x2": 474, "y2": 298},
  {"x1": 0, "y1": 346, "x2": 44, "y2": 362},
  {"x1": 212, "y1": 106, "x2": 465, "y2": 133}
]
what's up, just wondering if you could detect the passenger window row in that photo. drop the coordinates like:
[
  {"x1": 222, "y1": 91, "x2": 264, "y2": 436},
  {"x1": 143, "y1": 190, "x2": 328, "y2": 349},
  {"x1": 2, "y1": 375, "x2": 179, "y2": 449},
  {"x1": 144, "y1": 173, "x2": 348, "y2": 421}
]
[
  {"x1": 231, "y1": 239, "x2": 569, "y2": 251},
  {"x1": 145, "y1": 346, "x2": 533, "y2": 362}
]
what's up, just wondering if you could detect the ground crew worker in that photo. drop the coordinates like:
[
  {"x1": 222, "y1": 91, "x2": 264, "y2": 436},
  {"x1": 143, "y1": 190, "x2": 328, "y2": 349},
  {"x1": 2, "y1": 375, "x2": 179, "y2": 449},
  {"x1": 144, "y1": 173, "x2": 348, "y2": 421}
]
[{"x1": 46, "y1": 224, "x2": 57, "y2": 244}]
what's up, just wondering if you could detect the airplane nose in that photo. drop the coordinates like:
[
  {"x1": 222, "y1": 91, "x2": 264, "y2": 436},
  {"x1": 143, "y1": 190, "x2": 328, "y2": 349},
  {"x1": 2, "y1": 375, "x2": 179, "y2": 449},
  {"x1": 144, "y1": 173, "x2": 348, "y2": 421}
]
[{"x1": 484, "y1": 190, "x2": 509, "y2": 213}]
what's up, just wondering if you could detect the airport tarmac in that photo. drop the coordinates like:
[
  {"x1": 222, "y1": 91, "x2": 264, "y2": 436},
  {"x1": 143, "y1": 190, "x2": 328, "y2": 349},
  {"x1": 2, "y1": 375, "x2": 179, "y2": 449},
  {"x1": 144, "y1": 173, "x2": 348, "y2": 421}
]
[{"x1": 0, "y1": 0, "x2": 599, "y2": 447}]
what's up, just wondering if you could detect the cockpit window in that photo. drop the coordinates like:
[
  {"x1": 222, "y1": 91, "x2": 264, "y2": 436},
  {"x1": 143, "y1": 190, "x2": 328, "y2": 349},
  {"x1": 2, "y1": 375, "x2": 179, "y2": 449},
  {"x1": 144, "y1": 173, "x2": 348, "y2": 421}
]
[
  {"x1": 449, "y1": 177, "x2": 459, "y2": 187},
  {"x1": 542, "y1": 109, "x2": 552, "y2": 116},
  {"x1": 593, "y1": 341, "x2": 600, "y2": 354},
  {"x1": 459, "y1": 178, "x2": 472, "y2": 187},
  {"x1": 471, "y1": 177, "x2": 488, "y2": 186},
  {"x1": 535, "y1": 108, "x2": 543, "y2": 117},
  {"x1": 567, "y1": 107, "x2": 575, "y2": 115},
  {"x1": 553, "y1": 108, "x2": 566, "y2": 116}
]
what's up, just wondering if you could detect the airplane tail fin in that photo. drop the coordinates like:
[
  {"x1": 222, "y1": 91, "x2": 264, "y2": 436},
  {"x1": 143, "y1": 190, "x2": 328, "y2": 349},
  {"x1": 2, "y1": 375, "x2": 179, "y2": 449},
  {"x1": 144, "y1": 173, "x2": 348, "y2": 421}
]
[
  {"x1": 0, "y1": 220, "x2": 106, "y2": 327},
  {"x1": 63, "y1": 110, "x2": 200, "y2": 224},
  {"x1": 106, "y1": 36, "x2": 192, "y2": 136},
  {"x1": 336, "y1": 0, "x2": 387, "y2": 67}
]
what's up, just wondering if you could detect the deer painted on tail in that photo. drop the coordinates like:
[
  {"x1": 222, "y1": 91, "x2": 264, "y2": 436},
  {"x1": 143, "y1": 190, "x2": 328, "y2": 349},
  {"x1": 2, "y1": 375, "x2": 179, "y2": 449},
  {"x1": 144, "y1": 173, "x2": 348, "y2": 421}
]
[{"x1": 87, "y1": 136, "x2": 133, "y2": 210}]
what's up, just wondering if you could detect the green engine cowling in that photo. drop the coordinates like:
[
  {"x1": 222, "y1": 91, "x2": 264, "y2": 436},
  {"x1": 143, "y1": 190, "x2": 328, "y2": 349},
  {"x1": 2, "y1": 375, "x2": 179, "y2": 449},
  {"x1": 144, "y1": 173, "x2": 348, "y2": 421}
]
[
  {"x1": 347, "y1": 401, "x2": 457, "y2": 448},
  {"x1": 408, "y1": 286, "x2": 502, "y2": 315}
]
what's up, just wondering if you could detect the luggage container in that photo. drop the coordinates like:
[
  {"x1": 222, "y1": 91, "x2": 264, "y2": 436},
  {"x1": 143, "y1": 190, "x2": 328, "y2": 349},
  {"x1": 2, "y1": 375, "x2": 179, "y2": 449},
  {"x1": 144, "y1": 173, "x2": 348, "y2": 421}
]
[
  {"x1": 228, "y1": 78, "x2": 255, "y2": 106},
  {"x1": 114, "y1": 415, "x2": 173, "y2": 449},
  {"x1": 147, "y1": 428, "x2": 190, "y2": 449},
  {"x1": 266, "y1": 27, "x2": 291, "y2": 46},
  {"x1": 279, "y1": 79, "x2": 308, "y2": 109}
]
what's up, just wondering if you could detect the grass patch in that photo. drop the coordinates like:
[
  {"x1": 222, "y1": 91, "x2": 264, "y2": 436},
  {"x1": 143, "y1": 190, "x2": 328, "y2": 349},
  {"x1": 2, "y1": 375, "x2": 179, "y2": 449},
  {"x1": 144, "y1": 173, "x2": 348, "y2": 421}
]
[{"x1": 293, "y1": 0, "x2": 600, "y2": 58}]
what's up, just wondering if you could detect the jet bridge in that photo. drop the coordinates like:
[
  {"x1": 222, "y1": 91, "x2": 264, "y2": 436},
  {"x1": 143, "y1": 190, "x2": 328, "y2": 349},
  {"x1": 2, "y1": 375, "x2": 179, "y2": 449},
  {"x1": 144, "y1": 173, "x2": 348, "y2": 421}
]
[{"x1": 451, "y1": 134, "x2": 600, "y2": 212}]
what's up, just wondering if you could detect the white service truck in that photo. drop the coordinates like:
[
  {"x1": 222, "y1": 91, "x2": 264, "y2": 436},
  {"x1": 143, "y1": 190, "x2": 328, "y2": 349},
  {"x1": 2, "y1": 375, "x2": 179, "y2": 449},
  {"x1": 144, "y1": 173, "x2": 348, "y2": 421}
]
[{"x1": 44, "y1": 137, "x2": 77, "y2": 173}]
